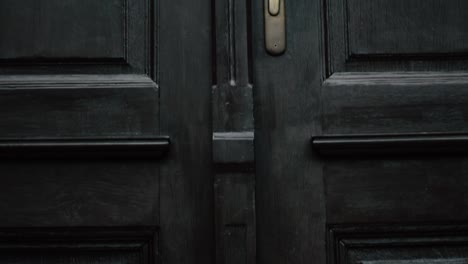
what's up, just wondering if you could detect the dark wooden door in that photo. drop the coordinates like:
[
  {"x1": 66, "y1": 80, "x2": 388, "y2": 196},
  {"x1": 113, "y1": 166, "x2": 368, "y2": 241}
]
[
  {"x1": 253, "y1": 0, "x2": 468, "y2": 264},
  {"x1": 3, "y1": 1, "x2": 468, "y2": 264},
  {"x1": 0, "y1": 0, "x2": 212, "y2": 264}
]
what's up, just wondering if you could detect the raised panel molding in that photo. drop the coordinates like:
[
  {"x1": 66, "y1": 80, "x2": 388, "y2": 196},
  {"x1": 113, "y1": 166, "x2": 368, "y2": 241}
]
[
  {"x1": 0, "y1": 1, "x2": 160, "y2": 137},
  {"x1": 363, "y1": 259, "x2": 468, "y2": 264},
  {"x1": 312, "y1": 133, "x2": 468, "y2": 156},
  {"x1": 0, "y1": 137, "x2": 170, "y2": 159},
  {"x1": 0, "y1": 0, "x2": 155, "y2": 76},
  {"x1": 325, "y1": 0, "x2": 468, "y2": 74},
  {"x1": 0, "y1": 0, "x2": 126, "y2": 60},
  {"x1": 213, "y1": 132, "x2": 254, "y2": 165},
  {"x1": 0, "y1": 74, "x2": 163, "y2": 139},
  {"x1": 0, "y1": 227, "x2": 157, "y2": 264},
  {"x1": 329, "y1": 225, "x2": 468, "y2": 264},
  {"x1": 321, "y1": 72, "x2": 468, "y2": 134},
  {"x1": 346, "y1": 0, "x2": 468, "y2": 57}
]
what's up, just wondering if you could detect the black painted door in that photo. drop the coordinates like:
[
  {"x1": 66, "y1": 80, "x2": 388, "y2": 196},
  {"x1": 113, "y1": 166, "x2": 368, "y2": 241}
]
[
  {"x1": 3, "y1": 1, "x2": 468, "y2": 264},
  {"x1": 0, "y1": 0, "x2": 212, "y2": 264},
  {"x1": 254, "y1": 0, "x2": 468, "y2": 264}
]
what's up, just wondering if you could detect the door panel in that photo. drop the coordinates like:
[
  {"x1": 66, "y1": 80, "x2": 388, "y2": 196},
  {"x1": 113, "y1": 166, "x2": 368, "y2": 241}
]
[
  {"x1": 0, "y1": 0, "x2": 125, "y2": 59},
  {"x1": 328, "y1": 0, "x2": 468, "y2": 72},
  {"x1": 0, "y1": 228, "x2": 155, "y2": 264},
  {"x1": 345, "y1": 0, "x2": 468, "y2": 56},
  {"x1": 254, "y1": 0, "x2": 468, "y2": 264},
  {"x1": 323, "y1": 73, "x2": 468, "y2": 134},
  {"x1": 0, "y1": 0, "x2": 151, "y2": 75},
  {"x1": 4, "y1": 0, "x2": 465, "y2": 263},
  {"x1": 329, "y1": 225, "x2": 468, "y2": 264},
  {"x1": 0, "y1": 75, "x2": 159, "y2": 137},
  {"x1": 325, "y1": 158, "x2": 468, "y2": 223},
  {"x1": 0, "y1": 0, "x2": 212, "y2": 264},
  {"x1": 0, "y1": 161, "x2": 159, "y2": 226}
]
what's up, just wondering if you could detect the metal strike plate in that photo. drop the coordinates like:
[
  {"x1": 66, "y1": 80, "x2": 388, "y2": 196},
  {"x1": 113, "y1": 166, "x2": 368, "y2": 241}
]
[{"x1": 265, "y1": 0, "x2": 285, "y2": 55}]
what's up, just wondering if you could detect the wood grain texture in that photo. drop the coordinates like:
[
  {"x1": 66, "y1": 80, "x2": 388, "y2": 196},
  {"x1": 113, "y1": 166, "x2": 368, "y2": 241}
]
[
  {"x1": 323, "y1": 72, "x2": 468, "y2": 135},
  {"x1": 0, "y1": 228, "x2": 156, "y2": 264},
  {"x1": 0, "y1": 75, "x2": 159, "y2": 138},
  {"x1": 259, "y1": 0, "x2": 468, "y2": 263},
  {"x1": 0, "y1": 1, "x2": 217, "y2": 264},
  {"x1": 326, "y1": 0, "x2": 468, "y2": 73},
  {"x1": 346, "y1": 0, "x2": 468, "y2": 56},
  {"x1": 329, "y1": 225, "x2": 468, "y2": 264},
  {"x1": 325, "y1": 157, "x2": 468, "y2": 223},
  {"x1": 159, "y1": 0, "x2": 214, "y2": 262},
  {"x1": 213, "y1": 133, "x2": 254, "y2": 264},
  {"x1": 0, "y1": 160, "x2": 161, "y2": 226},
  {"x1": 0, "y1": 0, "x2": 153, "y2": 76},
  {"x1": 213, "y1": 0, "x2": 255, "y2": 263},
  {"x1": 213, "y1": 0, "x2": 253, "y2": 132},
  {"x1": 0, "y1": 0, "x2": 125, "y2": 59},
  {"x1": 215, "y1": 173, "x2": 255, "y2": 264},
  {"x1": 223, "y1": 225, "x2": 248, "y2": 264},
  {"x1": 213, "y1": 132, "x2": 254, "y2": 165},
  {"x1": 253, "y1": 0, "x2": 326, "y2": 263},
  {"x1": 0, "y1": 3, "x2": 161, "y2": 263}
]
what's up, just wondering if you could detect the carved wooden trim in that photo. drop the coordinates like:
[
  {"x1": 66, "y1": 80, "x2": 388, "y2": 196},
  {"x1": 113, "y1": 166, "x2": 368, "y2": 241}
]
[
  {"x1": 0, "y1": 137, "x2": 170, "y2": 159},
  {"x1": 0, "y1": 74, "x2": 162, "y2": 141},
  {"x1": 329, "y1": 225, "x2": 468, "y2": 264},
  {"x1": 324, "y1": 0, "x2": 468, "y2": 75},
  {"x1": 312, "y1": 133, "x2": 468, "y2": 156},
  {"x1": 324, "y1": 72, "x2": 468, "y2": 86},
  {"x1": 0, "y1": 227, "x2": 157, "y2": 264},
  {"x1": 0, "y1": 0, "x2": 156, "y2": 77},
  {"x1": 0, "y1": 74, "x2": 158, "y2": 87},
  {"x1": 213, "y1": 132, "x2": 254, "y2": 167}
]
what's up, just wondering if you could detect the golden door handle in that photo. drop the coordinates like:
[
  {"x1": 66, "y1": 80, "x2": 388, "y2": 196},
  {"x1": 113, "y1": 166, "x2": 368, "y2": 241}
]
[{"x1": 265, "y1": 0, "x2": 286, "y2": 55}]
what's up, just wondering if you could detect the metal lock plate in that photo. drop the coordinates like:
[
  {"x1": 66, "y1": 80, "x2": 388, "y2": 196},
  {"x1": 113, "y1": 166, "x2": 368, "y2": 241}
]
[{"x1": 265, "y1": 0, "x2": 285, "y2": 55}]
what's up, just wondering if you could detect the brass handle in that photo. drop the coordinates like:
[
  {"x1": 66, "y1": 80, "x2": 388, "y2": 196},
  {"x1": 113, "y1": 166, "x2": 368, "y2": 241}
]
[
  {"x1": 265, "y1": 0, "x2": 286, "y2": 55},
  {"x1": 268, "y1": 0, "x2": 280, "y2": 16}
]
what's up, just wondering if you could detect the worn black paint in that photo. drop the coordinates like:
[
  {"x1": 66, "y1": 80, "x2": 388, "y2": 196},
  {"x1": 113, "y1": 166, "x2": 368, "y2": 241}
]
[
  {"x1": 254, "y1": 0, "x2": 326, "y2": 263},
  {"x1": 0, "y1": 1, "x2": 210, "y2": 264},
  {"x1": 0, "y1": 228, "x2": 156, "y2": 264},
  {"x1": 257, "y1": 0, "x2": 468, "y2": 263},
  {"x1": 213, "y1": 0, "x2": 255, "y2": 263},
  {"x1": 1, "y1": 0, "x2": 467, "y2": 263},
  {"x1": 329, "y1": 225, "x2": 468, "y2": 264}
]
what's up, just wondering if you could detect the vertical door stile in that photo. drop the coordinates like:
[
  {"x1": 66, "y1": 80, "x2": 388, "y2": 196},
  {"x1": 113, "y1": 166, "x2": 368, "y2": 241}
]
[{"x1": 212, "y1": 0, "x2": 256, "y2": 263}]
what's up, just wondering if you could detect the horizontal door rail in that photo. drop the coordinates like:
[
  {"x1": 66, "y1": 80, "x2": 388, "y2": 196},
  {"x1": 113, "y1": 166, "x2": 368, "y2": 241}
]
[
  {"x1": 312, "y1": 133, "x2": 468, "y2": 156},
  {"x1": 0, "y1": 137, "x2": 170, "y2": 159}
]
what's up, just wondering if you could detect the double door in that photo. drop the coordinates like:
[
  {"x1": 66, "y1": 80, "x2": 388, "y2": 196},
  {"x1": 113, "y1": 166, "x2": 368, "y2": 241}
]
[{"x1": 1, "y1": 0, "x2": 468, "y2": 264}]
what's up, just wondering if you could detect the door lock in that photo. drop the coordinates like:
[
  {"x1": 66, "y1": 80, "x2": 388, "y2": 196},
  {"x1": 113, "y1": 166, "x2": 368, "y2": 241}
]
[{"x1": 265, "y1": 0, "x2": 285, "y2": 55}]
